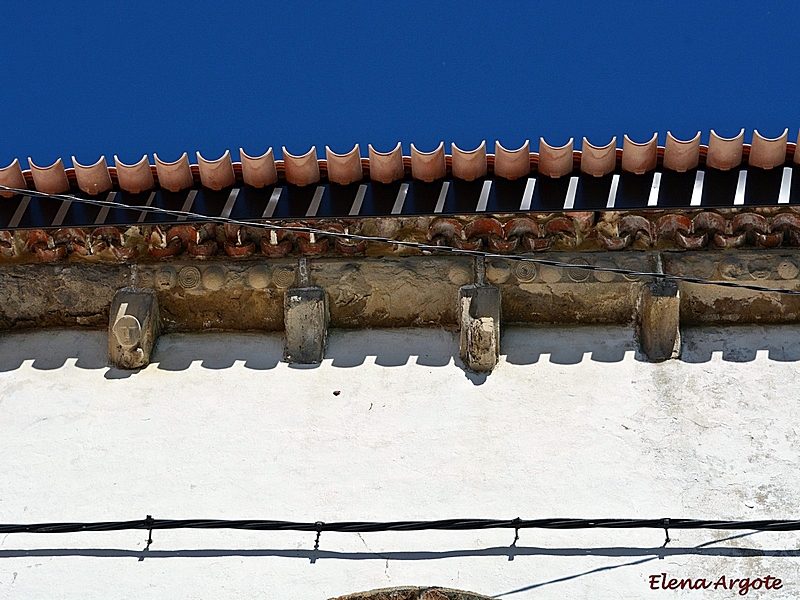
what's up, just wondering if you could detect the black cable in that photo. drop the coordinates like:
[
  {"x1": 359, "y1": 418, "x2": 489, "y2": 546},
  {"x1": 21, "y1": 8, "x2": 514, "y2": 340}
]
[
  {"x1": 1, "y1": 184, "x2": 800, "y2": 296},
  {"x1": 1, "y1": 517, "x2": 799, "y2": 535}
]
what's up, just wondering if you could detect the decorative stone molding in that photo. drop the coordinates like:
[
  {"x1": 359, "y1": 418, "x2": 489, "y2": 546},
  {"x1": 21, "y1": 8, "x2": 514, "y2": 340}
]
[{"x1": 2, "y1": 252, "x2": 799, "y2": 332}]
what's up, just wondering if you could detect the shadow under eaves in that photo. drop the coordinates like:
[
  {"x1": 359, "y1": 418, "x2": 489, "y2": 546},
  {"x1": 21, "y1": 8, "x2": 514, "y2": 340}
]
[
  {"x1": 501, "y1": 324, "x2": 800, "y2": 365},
  {"x1": 0, "y1": 328, "x2": 462, "y2": 375},
  {"x1": 152, "y1": 329, "x2": 461, "y2": 371},
  {"x1": 679, "y1": 324, "x2": 800, "y2": 363},
  {"x1": 150, "y1": 332, "x2": 284, "y2": 371},
  {"x1": 500, "y1": 325, "x2": 640, "y2": 365},
  {"x1": 325, "y1": 328, "x2": 459, "y2": 368},
  {"x1": 0, "y1": 329, "x2": 110, "y2": 373},
  {"x1": 1, "y1": 324, "x2": 800, "y2": 375}
]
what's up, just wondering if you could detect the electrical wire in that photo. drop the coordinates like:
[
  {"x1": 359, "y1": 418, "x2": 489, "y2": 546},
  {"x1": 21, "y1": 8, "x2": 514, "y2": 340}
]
[
  {"x1": 1, "y1": 517, "x2": 799, "y2": 535},
  {"x1": 1, "y1": 184, "x2": 800, "y2": 296}
]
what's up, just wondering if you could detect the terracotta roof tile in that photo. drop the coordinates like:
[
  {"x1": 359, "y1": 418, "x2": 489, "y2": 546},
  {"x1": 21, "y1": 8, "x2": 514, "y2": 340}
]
[
  {"x1": 72, "y1": 155, "x2": 113, "y2": 195},
  {"x1": 707, "y1": 129, "x2": 745, "y2": 171},
  {"x1": 795, "y1": 131, "x2": 800, "y2": 165},
  {"x1": 4, "y1": 130, "x2": 799, "y2": 200},
  {"x1": 621, "y1": 133, "x2": 658, "y2": 174},
  {"x1": 451, "y1": 141, "x2": 487, "y2": 181},
  {"x1": 154, "y1": 153, "x2": 194, "y2": 192},
  {"x1": 580, "y1": 137, "x2": 616, "y2": 177},
  {"x1": 239, "y1": 148, "x2": 278, "y2": 188},
  {"x1": 493, "y1": 141, "x2": 530, "y2": 180},
  {"x1": 410, "y1": 142, "x2": 446, "y2": 182},
  {"x1": 2, "y1": 203, "x2": 800, "y2": 265},
  {"x1": 28, "y1": 157, "x2": 70, "y2": 194},
  {"x1": 749, "y1": 129, "x2": 788, "y2": 170},
  {"x1": 325, "y1": 144, "x2": 363, "y2": 185},
  {"x1": 367, "y1": 143, "x2": 405, "y2": 184},
  {"x1": 0, "y1": 158, "x2": 26, "y2": 198},
  {"x1": 114, "y1": 154, "x2": 155, "y2": 194},
  {"x1": 282, "y1": 147, "x2": 320, "y2": 186},
  {"x1": 196, "y1": 150, "x2": 236, "y2": 191},
  {"x1": 538, "y1": 137, "x2": 573, "y2": 178},
  {"x1": 663, "y1": 131, "x2": 700, "y2": 172}
]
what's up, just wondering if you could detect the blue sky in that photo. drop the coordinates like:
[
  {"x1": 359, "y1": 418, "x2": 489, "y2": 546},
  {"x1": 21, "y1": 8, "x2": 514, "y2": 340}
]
[{"x1": 2, "y1": 1, "x2": 798, "y2": 167}]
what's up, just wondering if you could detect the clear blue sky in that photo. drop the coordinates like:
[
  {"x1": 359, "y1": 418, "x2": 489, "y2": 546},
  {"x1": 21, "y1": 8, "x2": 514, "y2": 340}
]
[{"x1": 2, "y1": 1, "x2": 798, "y2": 167}]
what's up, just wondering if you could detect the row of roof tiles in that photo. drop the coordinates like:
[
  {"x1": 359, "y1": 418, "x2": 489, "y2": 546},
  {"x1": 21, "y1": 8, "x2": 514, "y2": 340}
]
[
  {"x1": 8, "y1": 209, "x2": 800, "y2": 263},
  {"x1": 1, "y1": 130, "x2": 798, "y2": 197}
]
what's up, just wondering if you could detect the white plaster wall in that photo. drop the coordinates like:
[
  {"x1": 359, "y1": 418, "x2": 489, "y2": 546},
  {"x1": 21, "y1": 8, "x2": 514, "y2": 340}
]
[{"x1": 0, "y1": 326, "x2": 798, "y2": 599}]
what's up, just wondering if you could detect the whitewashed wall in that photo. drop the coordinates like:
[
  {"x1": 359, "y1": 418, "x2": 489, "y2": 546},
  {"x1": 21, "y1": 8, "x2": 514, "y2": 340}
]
[{"x1": 0, "y1": 326, "x2": 798, "y2": 599}]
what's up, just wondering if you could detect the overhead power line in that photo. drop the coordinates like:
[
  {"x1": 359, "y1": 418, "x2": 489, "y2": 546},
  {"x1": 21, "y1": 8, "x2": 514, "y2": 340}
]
[
  {"x1": 1, "y1": 517, "x2": 799, "y2": 550},
  {"x1": 4, "y1": 516, "x2": 800, "y2": 535},
  {"x1": 1, "y1": 184, "x2": 800, "y2": 296}
]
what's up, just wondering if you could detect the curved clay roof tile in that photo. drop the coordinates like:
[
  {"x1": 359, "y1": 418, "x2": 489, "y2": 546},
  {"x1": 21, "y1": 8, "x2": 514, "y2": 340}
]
[
  {"x1": 663, "y1": 132, "x2": 700, "y2": 172},
  {"x1": 0, "y1": 158, "x2": 27, "y2": 198},
  {"x1": 749, "y1": 129, "x2": 788, "y2": 170},
  {"x1": 538, "y1": 138, "x2": 574, "y2": 178},
  {"x1": 368, "y1": 143, "x2": 405, "y2": 184},
  {"x1": 197, "y1": 150, "x2": 236, "y2": 191},
  {"x1": 28, "y1": 157, "x2": 70, "y2": 194},
  {"x1": 326, "y1": 144, "x2": 363, "y2": 185},
  {"x1": 154, "y1": 153, "x2": 194, "y2": 192},
  {"x1": 240, "y1": 148, "x2": 277, "y2": 187},
  {"x1": 580, "y1": 137, "x2": 617, "y2": 177},
  {"x1": 410, "y1": 142, "x2": 446, "y2": 182},
  {"x1": 282, "y1": 147, "x2": 320, "y2": 186},
  {"x1": 451, "y1": 141, "x2": 487, "y2": 181},
  {"x1": 621, "y1": 133, "x2": 658, "y2": 174},
  {"x1": 795, "y1": 131, "x2": 800, "y2": 165},
  {"x1": 493, "y1": 140, "x2": 530, "y2": 180},
  {"x1": 72, "y1": 155, "x2": 113, "y2": 195},
  {"x1": 114, "y1": 155, "x2": 155, "y2": 194},
  {"x1": 706, "y1": 129, "x2": 744, "y2": 171}
]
